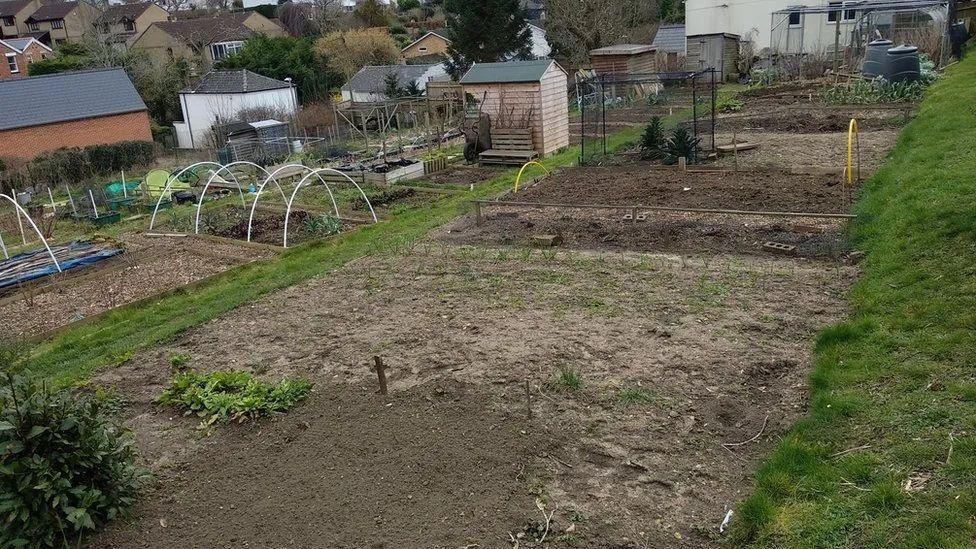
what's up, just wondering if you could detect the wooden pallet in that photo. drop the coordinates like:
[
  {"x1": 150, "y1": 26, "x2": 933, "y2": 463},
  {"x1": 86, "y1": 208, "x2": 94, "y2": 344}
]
[{"x1": 480, "y1": 128, "x2": 538, "y2": 165}]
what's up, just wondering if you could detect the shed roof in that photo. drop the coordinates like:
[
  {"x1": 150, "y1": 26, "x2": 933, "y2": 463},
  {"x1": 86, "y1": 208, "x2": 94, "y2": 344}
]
[
  {"x1": 0, "y1": 0, "x2": 34, "y2": 17},
  {"x1": 590, "y1": 44, "x2": 656, "y2": 56},
  {"x1": 182, "y1": 69, "x2": 292, "y2": 94},
  {"x1": 342, "y1": 64, "x2": 437, "y2": 92},
  {"x1": 651, "y1": 24, "x2": 685, "y2": 53},
  {"x1": 0, "y1": 68, "x2": 147, "y2": 131},
  {"x1": 459, "y1": 59, "x2": 557, "y2": 84}
]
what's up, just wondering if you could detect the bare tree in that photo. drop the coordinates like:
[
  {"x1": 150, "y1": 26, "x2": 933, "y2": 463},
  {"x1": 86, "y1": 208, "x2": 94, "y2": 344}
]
[
  {"x1": 544, "y1": 0, "x2": 658, "y2": 63},
  {"x1": 278, "y1": 0, "x2": 344, "y2": 37}
]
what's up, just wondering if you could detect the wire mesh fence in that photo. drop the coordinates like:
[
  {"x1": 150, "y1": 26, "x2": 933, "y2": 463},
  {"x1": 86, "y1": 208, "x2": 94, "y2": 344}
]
[{"x1": 578, "y1": 69, "x2": 718, "y2": 165}]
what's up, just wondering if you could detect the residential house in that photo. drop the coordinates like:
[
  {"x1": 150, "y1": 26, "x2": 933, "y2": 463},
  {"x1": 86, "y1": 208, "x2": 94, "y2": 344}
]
[
  {"x1": 25, "y1": 1, "x2": 101, "y2": 46},
  {"x1": 340, "y1": 63, "x2": 447, "y2": 103},
  {"x1": 401, "y1": 31, "x2": 450, "y2": 60},
  {"x1": 522, "y1": 0, "x2": 546, "y2": 21},
  {"x1": 174, "y1": 69, "x2": 298, "y2": 149},
  {"x1": 0, "y1": 0, "x2": 41, "y2": 39},
  {"x1": 527, "y1": 22, "x2": 550, "y2": 58},
  {"x1": 98, "y1": 2, "x2": 169, "y2": 50},
  {"x1": 0, "y1": 36, "x2": 51, "y2": 79},
  {"x1": 0, "y1": 68, "x2": 152, "y2": 159},
  {"x1": 341, "y1": 0, "x2": 396, "y2": 11},
  {"x1": 132, "y1": 12, "x2": 284, "y2": 69}
]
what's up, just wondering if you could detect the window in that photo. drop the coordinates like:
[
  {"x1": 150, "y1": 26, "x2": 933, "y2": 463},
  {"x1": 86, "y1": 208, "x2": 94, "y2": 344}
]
[
  {"x1": 28, "y1": 20, "x2": 38, "y2": 31},
  {"x1": 6, "y1": 53, "x2": 18, "y2": 74},
  {"x1": 1, "y1": 16, "x2": 14, "y2": 26},
  {"x1": 210, "y1": 41, "x2": 243, "y2": 60},
  {"x1": 418, "y1": 46, "x2": 427, "y2": 52},
  {"x1": 827, "y1": 2, "x2": 856, "y2": 22},
  {"x1": 51, "y1": 19, "x2": 64, "y2": 29},
  {"x1": 788, "y1": 11, "x2": 801, "y2": 26},
  {"x1": 123, "y1": 19, "x2": 134, "y2": 32}
]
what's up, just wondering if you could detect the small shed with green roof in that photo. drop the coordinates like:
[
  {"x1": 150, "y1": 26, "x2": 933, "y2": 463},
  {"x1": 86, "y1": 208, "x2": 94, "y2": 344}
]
[{"x1": 459, "y1": 59, "x2": 569, "y2": 158}]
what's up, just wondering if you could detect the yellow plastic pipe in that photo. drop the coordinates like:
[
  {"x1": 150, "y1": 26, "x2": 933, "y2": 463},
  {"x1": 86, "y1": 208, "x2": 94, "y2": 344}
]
[
  {"x1": 846, "y1": 118, "x2": 859, "y2": 187},
  {"x1": 514, "y1": 161, "x2": 552, "y2": 194}
]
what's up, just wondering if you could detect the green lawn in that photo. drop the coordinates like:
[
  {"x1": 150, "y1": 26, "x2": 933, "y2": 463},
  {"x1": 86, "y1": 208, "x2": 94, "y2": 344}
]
[{"x1": 732, "y1": 56, "x2": 976, "y2": 546}]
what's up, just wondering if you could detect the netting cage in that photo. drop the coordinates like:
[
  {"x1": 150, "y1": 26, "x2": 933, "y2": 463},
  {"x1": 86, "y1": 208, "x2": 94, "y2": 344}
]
[{"x1": 578, "y1": 69, "x2": 718, "y2": 165}]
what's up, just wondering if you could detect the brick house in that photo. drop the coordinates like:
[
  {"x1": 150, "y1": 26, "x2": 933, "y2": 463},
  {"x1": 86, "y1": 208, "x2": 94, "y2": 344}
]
[
  {"x1": 132, "y1": 12, "x2": 284, "y2": 69},
  {"x1": 0, "y1": 68, "x2": 152, "y2": 159},
  {"x1": 25, "y1": 1, "x2": 101, "y2": 47},
  {"x1": 0, "y1": 36, "x2": 50, "y2": 79},
  {"x1": 97, "y1": 1, "x2": 169, "y2": 49}
]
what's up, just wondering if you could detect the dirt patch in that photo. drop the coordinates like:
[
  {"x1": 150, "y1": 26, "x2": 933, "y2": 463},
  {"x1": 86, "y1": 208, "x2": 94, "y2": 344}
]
[
  {"x1": 0, "y1": 235, "x2": 272, "y2": 337},
  {"x1": 440, "y1": 209, "x2": 849, "y2": 258},
  {"x1": 717, "y1": 107, "x2": 910, "y2": 133},
  {"x1": 93, "y1": 380, "x2": 560, "y2": 548},
  {"x1": 87, "y1": 246, "x2": 854, "y2": 547},
  {"x1": 712, "y1": 130, "x2": 900, "y2": 174},
  {"x1": 511, "y1": 165, "x2": 853, "y2": 214}
]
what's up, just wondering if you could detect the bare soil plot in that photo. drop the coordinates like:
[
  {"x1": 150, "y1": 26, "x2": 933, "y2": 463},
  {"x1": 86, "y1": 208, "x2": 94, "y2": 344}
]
[
  {"x1": 712, "y1": 130, "x2": 900, "y2": 174},
  {"x1": 423, "y1": 164, "x2": 505, "y2": 187},
  {"x1": 0, "y1": 235, "x2": 272, "y2": 337},
  {"x1": 87, "y1": 246, "x2": 854, "y2": 547},
  {"x1": 440, "y1": 166, "x2": 855, "y2": 258}
]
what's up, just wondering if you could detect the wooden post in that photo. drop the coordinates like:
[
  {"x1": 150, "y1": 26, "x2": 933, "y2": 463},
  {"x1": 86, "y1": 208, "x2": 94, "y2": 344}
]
[
  {"x1": 372, "y1": 356, "x2": 388, "y2": 396},
  {"x1": 631, "y1": 206, "x2": 638, "y2": 226},
  {"x1": 678, "y1": 157, "x2": 687, "y2": 172},
  {"x1": 832, "y1": 8, "x2": 842, "y2": 79},
  {"x1": 732, "y1": 130, "x2": 739, "y2": 173},
  {"x1": 475, "y1": 201, "x2": 483, "y2": 226},
  {"x1": 524, "y1": 379, "x2": 532, "y2": 420}
]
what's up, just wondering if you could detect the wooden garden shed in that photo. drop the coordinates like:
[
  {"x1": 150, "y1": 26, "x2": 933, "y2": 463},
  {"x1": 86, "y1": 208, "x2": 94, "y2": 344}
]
[
  {"x1": 589, "y1": 44, "x2": 659, "y2": 76},
  {"x1": 459, "y1": 59, "x2": 569, "y2": 163},
  {"x1": 686, "y1": 33, "x2": 740, "y2": 81}
]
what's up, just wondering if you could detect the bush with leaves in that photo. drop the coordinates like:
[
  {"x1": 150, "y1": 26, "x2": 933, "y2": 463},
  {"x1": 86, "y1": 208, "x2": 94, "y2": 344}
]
[
  {"x1": 663, "y1": 127, "x2": 701, "y2": 164},
  {"x1": 157, "y1": 371, "x2": 312, "y2": 426},
  {"x1": 0, "y1": 373, "x2": 144, "y2": 548},
  {"x1": 639, "y1": 117, "x2": 665, "y2": 159},
  {"x1": 305, "y1": 214, "x2": 341, "y2": 236},
  {"x1": 823, "y1": 77, "x2": 929, "y2": 105}
]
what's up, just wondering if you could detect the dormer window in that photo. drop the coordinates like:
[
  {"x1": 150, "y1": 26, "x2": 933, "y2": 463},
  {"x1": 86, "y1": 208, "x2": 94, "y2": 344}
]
[
  {"x1": 28, "y1": 21, "x2": 39, "y2": 31},
  {"x1": 51, "y1": 19, "x2": 64, "y2": 29},
  {"x1": 123, "y1": 19, "x2": 135, "y2": 31},
  {"x1": 210, "y1": 41, "x2": 244, "y2": 60}
]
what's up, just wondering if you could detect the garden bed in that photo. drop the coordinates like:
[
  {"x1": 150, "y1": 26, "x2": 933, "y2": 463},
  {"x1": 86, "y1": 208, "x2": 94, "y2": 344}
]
[{"x1": 87, "y1": 245, "x2": 855, "y2": 547}]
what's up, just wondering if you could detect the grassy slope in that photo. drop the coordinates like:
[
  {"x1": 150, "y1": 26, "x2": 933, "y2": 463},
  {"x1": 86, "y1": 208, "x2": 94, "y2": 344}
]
[{"x1": 733, "y1": 57, "x2": 976, "y2": 546}]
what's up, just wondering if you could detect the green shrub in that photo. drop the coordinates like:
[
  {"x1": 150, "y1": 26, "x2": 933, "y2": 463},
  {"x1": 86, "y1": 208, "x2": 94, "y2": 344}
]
[
  {"x1": 718, "y1": 97, "x2": 744, "y2": 112},
  {"x1": 663, "y1": 127, "x2": 702, "y2": 164},
  {"x1": 639, "y1": 117, "x2": 665, "y2": 159},
  {"x1": 157, "y1": 370, "x2": 312, "y2": 426},
  {"x1": 0, "y1": 373, "x2": 144, "y2": 547},
  {"x1": 823, "y1": 77, "x2": 930, "y2": 105},
  {"x1": 547, "y1": 365, "x2": 583, "y2": 392},
  {"x1": 23, "y1": 141, "x2": 156, "y2": 186}
]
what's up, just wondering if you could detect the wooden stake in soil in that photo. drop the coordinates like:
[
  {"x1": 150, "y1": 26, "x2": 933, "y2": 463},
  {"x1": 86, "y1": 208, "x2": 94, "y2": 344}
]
[
  {"x1": 678, "y1": 157, "x2": 687, "y2": 172},
  {"x1": 525, "y1": 379, "x2": 532, "y2": 420},
  {"x1": 373, "y1": 355, "x2": 389, "y2": 396}
]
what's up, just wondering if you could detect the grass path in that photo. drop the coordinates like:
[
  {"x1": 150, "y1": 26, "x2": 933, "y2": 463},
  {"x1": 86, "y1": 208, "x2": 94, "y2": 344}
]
[{"x1": 733, "y1": 56, "x2": 976, "y2": 547}]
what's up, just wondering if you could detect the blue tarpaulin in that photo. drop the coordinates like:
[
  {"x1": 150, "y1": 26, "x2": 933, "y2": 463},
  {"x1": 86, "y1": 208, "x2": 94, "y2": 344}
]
[{"x1": 0, "y1": 241, "x2": 123, "y2": 290}]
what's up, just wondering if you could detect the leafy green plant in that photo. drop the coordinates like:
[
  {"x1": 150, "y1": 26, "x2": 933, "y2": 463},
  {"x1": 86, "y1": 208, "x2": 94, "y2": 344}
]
[
  {"x1": 749, "y1": 68, "x2": 782, "y2": 87},
  {"x1": 156, "y1": 370, "x2": 312, "y2": 426},
  {"x1": 639, "y1": 117, "x2": 666, "y2": 159},
  {"x1": 663, "y1": 127, "x2": 702, "y2": 164},
  {"x1": 718, "y1": 97, "x2": 744, "y2": 113},
  {"x1": 0, "y1": 372, "x2": 145, "y2": 547},
  {"x1": 823, "y1": 77, "x2": 930, "y2": 105},
  {"x1": 305, "y1": 214, "x2": 342, "y2": 236},
  {"x1": 169, "y1": 353, "x2": 190, "y2": 368}
]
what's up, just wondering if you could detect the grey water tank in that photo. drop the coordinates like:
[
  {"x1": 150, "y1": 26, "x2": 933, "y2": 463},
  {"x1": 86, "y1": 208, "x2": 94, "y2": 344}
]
[
  {"x1": 862, "y1": 39, "x2": 893, "y2": 78},
  {"x1": 886, "y1": 44, "x2": 920, "y2": 83}
]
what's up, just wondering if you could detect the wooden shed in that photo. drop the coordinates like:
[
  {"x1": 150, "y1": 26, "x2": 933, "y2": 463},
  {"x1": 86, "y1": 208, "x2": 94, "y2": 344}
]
[
  {"x1": 685, "y1": 33, "x2": 740, "y2": 82},
  {"x1": 459, "y1": 59, "x2": 569, "y2": 162},
  {"x1": 589, "y1": 44, "x2": 658, "y2": 76}
]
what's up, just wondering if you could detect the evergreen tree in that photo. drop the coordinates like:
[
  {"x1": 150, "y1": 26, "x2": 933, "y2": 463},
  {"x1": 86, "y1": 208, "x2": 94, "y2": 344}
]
[{"x1": 443, "y1": 0, "x2": 533, "y2": 79}]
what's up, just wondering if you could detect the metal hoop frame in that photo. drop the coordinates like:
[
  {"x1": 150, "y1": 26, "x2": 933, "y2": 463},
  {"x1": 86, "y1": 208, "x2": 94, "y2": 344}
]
[
  {"x1": 0, "y1": 193, "x2": 61, "y2": 271},
  {"x1": 280, "y1": 168, "x2": 378, "y2": 248}
]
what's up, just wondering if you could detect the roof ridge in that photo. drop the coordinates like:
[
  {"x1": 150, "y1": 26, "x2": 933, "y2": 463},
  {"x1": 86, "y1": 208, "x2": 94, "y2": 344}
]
[{"x1": 0, "y1": 66, "x2": 126, "y2": 84}]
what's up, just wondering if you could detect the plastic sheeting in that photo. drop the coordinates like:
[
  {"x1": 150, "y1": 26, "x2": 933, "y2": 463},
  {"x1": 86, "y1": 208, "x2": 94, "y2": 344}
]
[{"x1": 0, "y1": 241, "x2": 123, "y2": 290}]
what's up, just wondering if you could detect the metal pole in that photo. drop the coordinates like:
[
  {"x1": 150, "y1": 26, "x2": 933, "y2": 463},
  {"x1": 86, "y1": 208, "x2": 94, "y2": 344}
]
[
  {"x1": 832, "y1": 6, "x2": 842, "y2": 77},
  {"x1": 601, "y1": 77, "x2": 607, "y2": 156},
  {"x1": 710, "y1": 69, "x2": 716, "y2": 152},
  {"x1": 121, "y1": 170, "x2": 128, "y2": 199},
  {"x1": 65, "y1": 184, "x2": 76, "y2": 214},
  {"x1": 47, "y1": 187, "x2": 56, "y2": 214},
  {"x1": 89, "y1": 189, "x2": 99, "y2": 218},
  {"x1": 12, "y1": 188, "x2": 25, "y2": 245},
  {"x1": 692, "y1": 75, "x2": 698, "y2": 161},
  {"x1": 0, "y1": 230, "x2": 7, "y2": 259}
]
